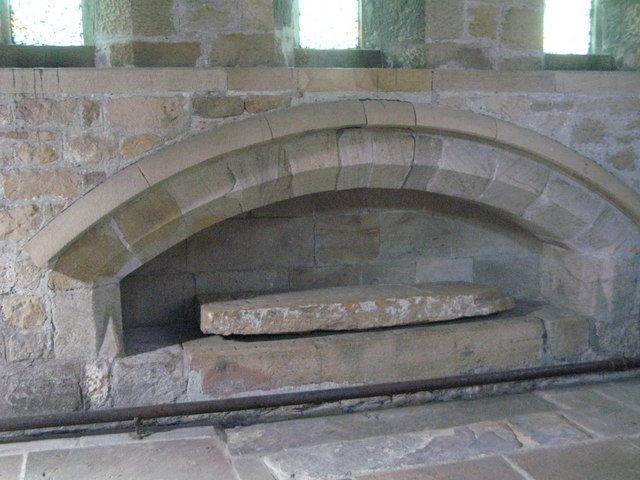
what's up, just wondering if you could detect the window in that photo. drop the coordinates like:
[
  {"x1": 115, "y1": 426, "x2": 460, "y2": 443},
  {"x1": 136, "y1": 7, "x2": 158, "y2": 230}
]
[
  {"x1": 298, "y1": 0, "x2": 359, "y2": 49},
  {"x1": 1, "y1": 0, "x2": 91, "y2": 46},
  {"x1": 544, "y1": 0, "x2": 592, "y2": 54}
]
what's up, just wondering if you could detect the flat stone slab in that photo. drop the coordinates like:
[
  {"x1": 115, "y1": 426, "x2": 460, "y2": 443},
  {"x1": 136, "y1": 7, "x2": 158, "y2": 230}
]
[
  {"x1": 507, "y1": 438, "x2": 640, "y2": 480},
  {"x1": 355, "y1": 457, "x2": 526, "y2": 480},
  {"x1": 23, "y1": 438, "x2": 235, "y2": 480},
  {"x1": 539, "y1": 386, "x2": 640, "y2": 436},
  {"x1": 186, "y1": 313, "x2": 544, "y2": 397},
  {"x1": 0, "y1": 455, "x2": 23, "y2": 480},
  {"x1": 506, "y1": 412, "x2": 590, "y2": 447},
  {"x1": 263, "y1": 421, "x2": 522, "y2": 479},
  {"x1": 200, "y1": 281, "x2": 515, "y2": 335}
]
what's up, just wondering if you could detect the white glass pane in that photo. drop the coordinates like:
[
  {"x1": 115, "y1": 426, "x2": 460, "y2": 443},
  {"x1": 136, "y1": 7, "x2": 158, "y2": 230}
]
[
  {"x1": 11, "y1": 0, "x2": 84, "y2": 46},
  {"x1": 299, "y1": 0, "x2": 359, "y2": 49},
  {"x1": 544, "y1": 0, "x2": 592, "y2": 54}
]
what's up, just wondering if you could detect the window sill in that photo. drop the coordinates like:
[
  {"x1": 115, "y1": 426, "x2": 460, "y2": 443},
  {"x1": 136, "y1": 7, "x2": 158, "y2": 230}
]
[
  {"x1": 0, "y1": 45, "x2": 95, "y2": 68},
  {"x1": 544, "y1": 53, "x2": 615, "y2": 71},
  {"x1": 294, "y1": 48, "x2": 383, "y2": 68}
]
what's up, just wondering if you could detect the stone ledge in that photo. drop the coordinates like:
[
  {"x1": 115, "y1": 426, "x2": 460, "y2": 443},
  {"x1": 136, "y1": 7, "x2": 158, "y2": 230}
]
[
  {"x1": 433, "y1": 70, "x2": 556, "y2": 92},
  {"x1": 294, "y1": 48, "x2": 383, "y2": 68},
  {"x1": 2, "y1": 68, "x2": 637, "y2": 95},
  {"x1": 555, "y1": 72, "x2": 640, "y2": 92},
  {"x1": 0, "y1": 46, "x2": 95, "y2": 68},
  {"x1": 544, "y1": 54, "x2": 615, "y2": 71},
  {"x1": 0, "y1": 68, "x2": 227, "y2": 95}
]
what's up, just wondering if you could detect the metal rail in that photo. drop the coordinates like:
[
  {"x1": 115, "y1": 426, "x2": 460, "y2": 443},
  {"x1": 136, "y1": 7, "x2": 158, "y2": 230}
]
[{"x1": 1, "y1": 356, "x2": 639, "y2": 433}]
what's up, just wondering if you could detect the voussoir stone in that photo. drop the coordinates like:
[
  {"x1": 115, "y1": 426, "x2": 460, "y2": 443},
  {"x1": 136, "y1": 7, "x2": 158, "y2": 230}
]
[{"x1": 200, "y1": 282, "x2": 515, "y2": 335}]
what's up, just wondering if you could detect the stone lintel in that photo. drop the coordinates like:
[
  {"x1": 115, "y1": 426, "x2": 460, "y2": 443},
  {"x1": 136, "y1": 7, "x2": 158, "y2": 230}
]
[{"x1": 200, "y1": 281, "x2": 515, "y2": 336}]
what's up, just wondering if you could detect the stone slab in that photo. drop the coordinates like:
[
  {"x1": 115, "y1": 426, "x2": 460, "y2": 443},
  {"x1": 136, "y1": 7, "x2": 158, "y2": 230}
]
[
  {"x1": 226, "y1": 393, "x2": 557, "y2": 456},
  {"x1": 200, "y1": 282, "x2": 515, "y2": 335},
  {"x1": 0, "y1": 455, "x2": 23, "y2": 480},
  {"x1": 593, "y1": 379, "x2": 640, "y2": 409},
  {"x1": 185, "y1": 334, "x2": 323, "y2": 396},
  {"x1": 233, "y1": 458, "x2": 277, "y2": 480},
  {"x1": 507, "y1": 438, "x2": 640, "y2": 480},
  {"x1": 506, "y1": 412, "x2": 590, "y2": 447},
  {"x1": 355, "y1": 457, "x2": 526, "y2": 480},
  {"x1": 263, "y1": 421, "x2": 522, "y2": 479},
  {"x1": 186, "y1": 311, "x2": 544, "y2": 397},
  {"x1": 75, "y1": 426, "x2": 218, "y2": 448},
  {"x1": 538, "y1": 386, "x2": 640, "y2": 436},
  {"x1": 24, "y1": 439, "x2": 235, "y2": 480}
]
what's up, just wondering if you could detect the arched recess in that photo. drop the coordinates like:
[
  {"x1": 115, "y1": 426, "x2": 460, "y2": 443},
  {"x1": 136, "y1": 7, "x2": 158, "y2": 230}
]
[
  {"x1": 24, "y1": 100, "x2": 640, "y2": 358},
  {"x1": 25, "y1": 100, "x2": 640, "y2": 280}
]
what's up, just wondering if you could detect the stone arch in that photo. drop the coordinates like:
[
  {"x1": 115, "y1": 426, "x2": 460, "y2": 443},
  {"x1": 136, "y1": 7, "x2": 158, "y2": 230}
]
[
  {"x1": 25, "y1": 100, "x2": 640, "y2": 282},
  {"x1": 26, "y1": 100, "x2": 640, "y2": 359}
]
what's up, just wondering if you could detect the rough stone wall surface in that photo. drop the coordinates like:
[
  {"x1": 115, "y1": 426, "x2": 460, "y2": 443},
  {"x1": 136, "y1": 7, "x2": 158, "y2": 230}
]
[
  {"x1": 303, "y1": 0, "x2": 545, "y2": 69},
  {"x1": 91, "y1": 0, "x2": 547, "y2": 69},
  {"x1": 94, "y1": 0, "x2": 286, "y2": 67},
  {"x1": 597, "y1": 0, "x2": 640, "y2": 70},
  {"x1": 0, "y1": 68, "x2": 638, "y2": 418}
]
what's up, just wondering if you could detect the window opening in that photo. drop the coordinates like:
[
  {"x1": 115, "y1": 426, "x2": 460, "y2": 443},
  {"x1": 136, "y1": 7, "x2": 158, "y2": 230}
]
[
  {"x1": 298, "y1": 0, "x2": 359, "y2": 49},
  {"x1": 9, "y1": 0, "x2": 84, "y2": 46},
  {"x1": 544, "y1": 0, "x2": 592, "y2": 54}
]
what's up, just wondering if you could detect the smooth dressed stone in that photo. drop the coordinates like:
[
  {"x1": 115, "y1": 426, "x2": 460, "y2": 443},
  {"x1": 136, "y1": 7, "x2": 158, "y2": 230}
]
[{"x1": 200, "y1": 281, "x2": 515, "y2": 336}]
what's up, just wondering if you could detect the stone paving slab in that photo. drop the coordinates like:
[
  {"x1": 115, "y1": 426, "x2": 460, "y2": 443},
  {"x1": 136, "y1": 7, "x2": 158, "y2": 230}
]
[
  {"x1": 233, "y1": 458, "x2": 277, "y2": 480},
  {"x1": 23, "y1": 438, "x2": 236, "y2": 480},
  {"x1": 263, "y1": 421, "x2": 522, "y2": 480},
  {"x1": 75, "y1": 425, "x2": 218, "y2": 447},
  {"x1": 0, "y1": 455, "x2": 23, "y2": 480},
  {"x1": 226, "y1": 392, "x2": 557, "y2": 456},
  {"x1": 505, "y1": 412, "x2": 590, "y2": 447},
  {"x1": 507, "y1": 438, "x2": 640, "y2": 480},
  {"x1": 0, "y1": 425, "x2": 218, "y2": 456},
  {"x1": 0, "y1": 437, "x2": 82, "y2": 457},
  {"x1": 200, "y1": 282, "x2": 515, "y2": 335},
  {"x1": 593, "y1": 380, "x2": 640, "y2": 409},
  {"x1": 538, "y1": 384, "x2": 640, "y2": 436},
  {"x1": 256, "y1": 411, "x2": 597, "y2": 480},
  {"x1": 354, "y1": 457, "x2": 526, "y2": 480}
]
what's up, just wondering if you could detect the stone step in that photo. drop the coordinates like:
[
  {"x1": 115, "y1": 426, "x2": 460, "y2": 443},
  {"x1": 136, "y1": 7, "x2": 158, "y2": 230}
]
[
  {"x1": 199, "y1": 282, "x2": 515, "y2": 335},
  {"x1": 184, "y1": 301, "x2": 589, "y2": 399}
]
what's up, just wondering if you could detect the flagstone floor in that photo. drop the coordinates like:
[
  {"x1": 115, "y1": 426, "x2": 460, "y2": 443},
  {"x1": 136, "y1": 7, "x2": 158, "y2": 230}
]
[{"x1": 0, "y1": 377, "x2": 639, "y2": 479}]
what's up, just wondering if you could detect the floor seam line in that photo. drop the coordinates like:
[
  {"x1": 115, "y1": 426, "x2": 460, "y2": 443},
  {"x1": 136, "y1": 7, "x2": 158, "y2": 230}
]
[{"x1": 502, "y1": 455, "x2": 537, "y2": 480}]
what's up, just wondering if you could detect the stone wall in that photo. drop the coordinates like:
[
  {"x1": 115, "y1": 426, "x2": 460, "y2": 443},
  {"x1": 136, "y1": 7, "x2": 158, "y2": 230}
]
[
  {"x1": 595, "y1": 0, "x2": 640, "y2": 70},
  {"x1": 94, "y1": 0, "x2": 640, "y2": 71},
  {"x1": 0, "y1": 68, "x2": 638, "y2": 418},
  {"x1": 87, "y1": 0, "x2": 640, "y2": 71},
  {"x1": 83, "y1": 0, "x2": 541, "y2": 69},
  {"x1": 94, "y1": 0, "x2": 295, "y2": 67},
  {"x1": 3, "y1": 0, "x2": 640, "y2": 70},
  {"x1": 363, "y1": 0, "x2": 544, "y2": 69},
  {"x1": 96, "y1": 0, "x2": 545, "y2": 68}
]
